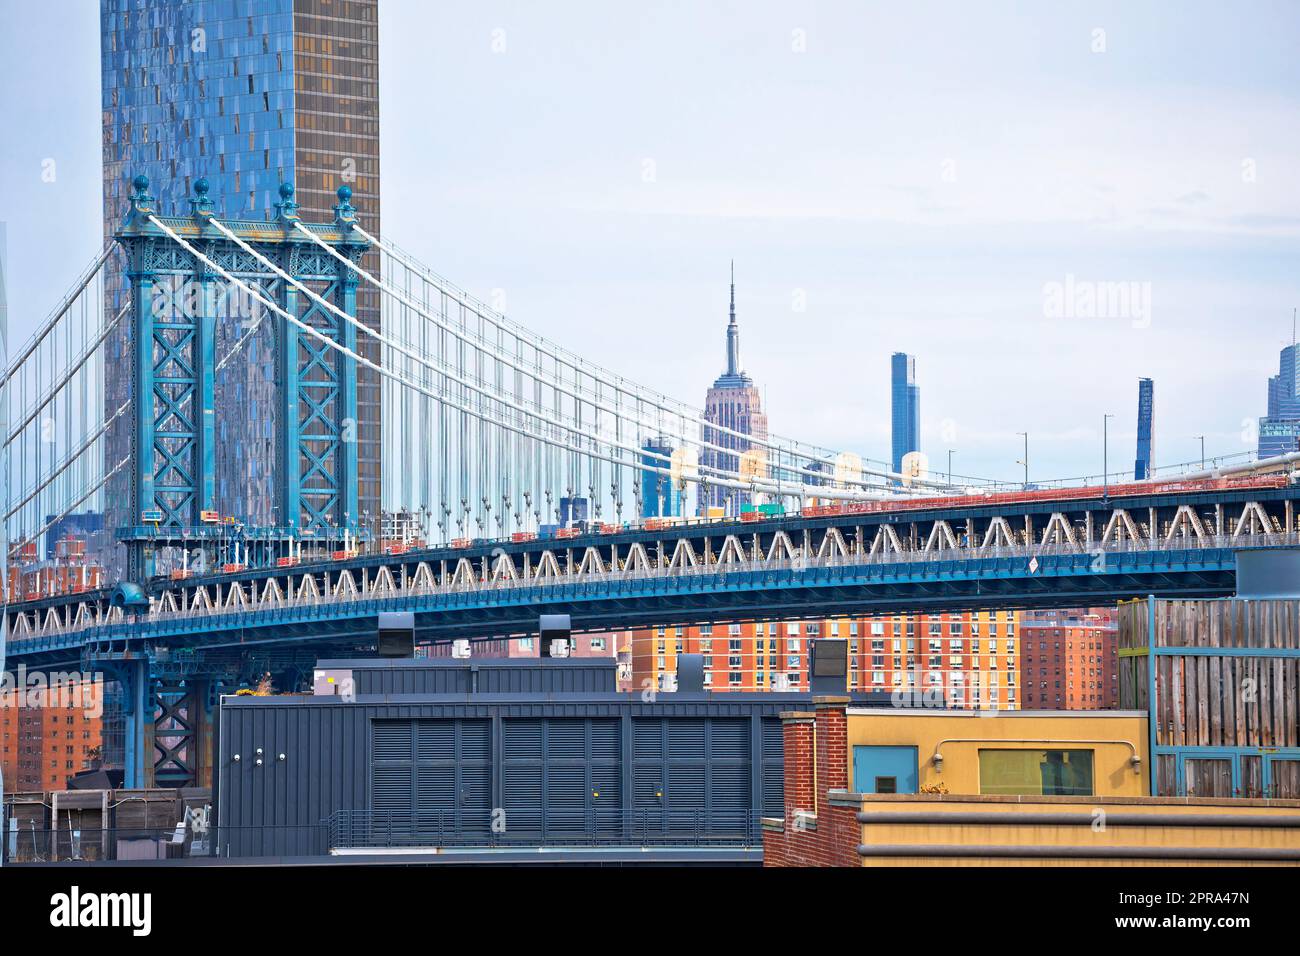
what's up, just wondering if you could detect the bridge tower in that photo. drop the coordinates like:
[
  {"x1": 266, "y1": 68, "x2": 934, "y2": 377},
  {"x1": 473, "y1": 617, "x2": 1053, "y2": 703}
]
[
  {"x1": 107, "y1": 175, "x2": 368, "y2": 786},
  {"x1": 114, "y1": 175, "x2": 367, "y2": 582}
]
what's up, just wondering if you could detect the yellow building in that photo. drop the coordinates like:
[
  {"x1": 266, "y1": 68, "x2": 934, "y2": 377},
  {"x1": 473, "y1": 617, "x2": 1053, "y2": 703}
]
[
  {"x1": 763, "y1": 697, "x2": 1300, "y2": 866},
  {"x1": 845, "y1": 707, "x2": 1147, "y2": 797}
]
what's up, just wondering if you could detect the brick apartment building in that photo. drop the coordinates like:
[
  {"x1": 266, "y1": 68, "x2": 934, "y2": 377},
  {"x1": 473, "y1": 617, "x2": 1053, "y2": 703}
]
[
  {"x1": 1, "y1": 680, "x2": 104, "y2": 792},
  {"x1": 628, "y1": 611, "x2": 1022, "y2": 709},
  {"x1": 1018, "y1": 607, "x2": 1119, "y2": 710}
]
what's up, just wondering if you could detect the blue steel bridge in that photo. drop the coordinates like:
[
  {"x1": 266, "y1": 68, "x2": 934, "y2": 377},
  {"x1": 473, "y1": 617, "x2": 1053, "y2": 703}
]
[{"x1": 4, "y1": 176, "x2": 1300, "y2": 788}]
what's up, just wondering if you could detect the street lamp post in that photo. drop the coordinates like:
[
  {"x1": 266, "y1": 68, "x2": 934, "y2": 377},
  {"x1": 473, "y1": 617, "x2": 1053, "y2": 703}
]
[
  {"x1": 1103, "y1": 414, "x2": 1114, "y2": 498},
  {"x1": 1016, "y1": 432, "x2": 1029, "y2": 490},
  {"x1": 1195, "y1": 435, "x2": 1205, "y2": 471},
  {"x1": 947, "y1": 449, "x2": 954, "y2": 487}
]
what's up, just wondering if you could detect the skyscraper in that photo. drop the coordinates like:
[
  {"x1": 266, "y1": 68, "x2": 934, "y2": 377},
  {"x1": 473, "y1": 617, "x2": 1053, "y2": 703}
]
[
  {"x1": 890, "y1": 352, "x2": 920, "y2": 475},
  {"x1": 1134, "y1": 377, "x2": 1154, "y2": 480},
  {"x1": 100, "y1": 0, "x2": 381, "y2": 572},
  {"x1": 700, "y1": 263, "x2": 768, "y2": 514},
  {"x1": 1259, "y1": 338, "x2": 1300, "y2": 458},
  {"x1": 640, "y1": 437, "x2": 681, "y2": 519}
]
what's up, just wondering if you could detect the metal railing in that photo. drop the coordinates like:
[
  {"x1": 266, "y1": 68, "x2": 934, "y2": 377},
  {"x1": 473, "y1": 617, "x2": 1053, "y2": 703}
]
[
  {"x1": 1, "y1": 823, "x2": 329, "y2": 863},
  {"x1": 8, "y1": 530, "x2": 1297, "y2": 648},
  {"x1": 323, "y1": 807, "x2": 763, "y2": 851}
]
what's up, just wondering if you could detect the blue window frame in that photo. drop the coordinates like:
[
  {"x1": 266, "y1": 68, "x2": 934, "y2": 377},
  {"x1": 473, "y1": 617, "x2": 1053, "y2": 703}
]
[{"x1": 852, "y1": 745, "x2": 918, "y2": 794}]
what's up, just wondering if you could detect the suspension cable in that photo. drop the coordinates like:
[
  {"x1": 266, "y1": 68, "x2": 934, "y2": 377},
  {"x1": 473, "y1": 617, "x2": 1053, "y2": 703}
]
[{"x1": 153, "y1": 216, "x2": 904, "y2": 503}]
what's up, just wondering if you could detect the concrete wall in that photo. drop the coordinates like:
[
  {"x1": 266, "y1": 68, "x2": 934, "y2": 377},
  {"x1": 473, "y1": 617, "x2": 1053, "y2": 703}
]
[{"x1": 851, "y1": 793, "x2": 1300, "y2": 866}]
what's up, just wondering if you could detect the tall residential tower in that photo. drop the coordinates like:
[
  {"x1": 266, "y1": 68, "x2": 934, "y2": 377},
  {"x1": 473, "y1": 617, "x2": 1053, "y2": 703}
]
[
  {"x1": 890, "y1": 352, "x2": 920, "y2": 476},
  {"x1": 100, "y1": 0, "x2": 381, "y2": 570},
  {"x1": 1259, "y1": 335, "x2": 1300, "y2": 458},
  {"x1": 1134, "y1": 377, "x2": 1154, "y2": 480}
]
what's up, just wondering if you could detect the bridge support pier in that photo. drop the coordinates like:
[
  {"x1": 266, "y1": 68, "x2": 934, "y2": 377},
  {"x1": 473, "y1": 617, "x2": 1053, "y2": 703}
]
[
  {"x1": 152, "y1": 679, "x2": 215, "y2": 788},
  {"x1": 112, "y1": 659, "x2": 216, "y2": 789},
  {"x1": 121, "y1": 658, "x2": 150, "y2": 789}
]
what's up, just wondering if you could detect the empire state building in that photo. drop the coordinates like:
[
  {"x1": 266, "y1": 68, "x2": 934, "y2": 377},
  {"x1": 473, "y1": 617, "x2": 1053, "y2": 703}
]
[{"x1": 701, "y1": 263, "x2": 769, "y2": 513}]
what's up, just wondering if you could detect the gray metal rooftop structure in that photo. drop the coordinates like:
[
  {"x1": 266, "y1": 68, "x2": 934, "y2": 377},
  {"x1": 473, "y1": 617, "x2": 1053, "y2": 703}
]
[{"x1": 215, "y1": 653, "x2": 890, "y2": 861}]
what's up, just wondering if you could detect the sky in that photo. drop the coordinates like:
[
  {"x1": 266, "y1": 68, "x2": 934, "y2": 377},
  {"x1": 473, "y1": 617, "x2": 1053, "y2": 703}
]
[{"x1": 1, "y1": 0, "x2": 1298, "y2": 484}]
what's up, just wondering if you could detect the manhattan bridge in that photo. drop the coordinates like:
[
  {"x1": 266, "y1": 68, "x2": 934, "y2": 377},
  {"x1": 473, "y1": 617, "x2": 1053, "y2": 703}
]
[{"x1": 4, "y1": 176, "x2": 1299, "y2": 788}]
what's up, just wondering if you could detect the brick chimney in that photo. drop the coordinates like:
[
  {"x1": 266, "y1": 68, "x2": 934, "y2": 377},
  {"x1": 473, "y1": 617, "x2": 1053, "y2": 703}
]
[
  {"x1": 764, "y1": 696, "x2": 859, "y2": 866},
  {"x1": 813, "y1": 695, "x2": 851, "y2": 793}
]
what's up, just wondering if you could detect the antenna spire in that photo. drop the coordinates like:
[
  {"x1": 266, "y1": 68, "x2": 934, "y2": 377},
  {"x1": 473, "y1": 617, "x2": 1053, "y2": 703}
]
[{"x1": 725, "y1": 261, "x2": 741, "y2": 376}]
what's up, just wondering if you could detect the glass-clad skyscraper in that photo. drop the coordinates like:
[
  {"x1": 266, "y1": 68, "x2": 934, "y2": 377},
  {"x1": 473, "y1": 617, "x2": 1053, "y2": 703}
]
[
  {"x1": 100, "y1": 0, "x2": 381, "y2": 572},
  {"x1": 890, "y1": 352, "x2": 919, "y2": 475},
  {"x1": 1259, "y1": 343, "x2": 1300, "y2": 458},
  {"x1": 1134, "y1": 377, "x2": 1154, "y2": 480},
  {"x1": 640, "y1": 438, "x2": 681, "y2": 519}
]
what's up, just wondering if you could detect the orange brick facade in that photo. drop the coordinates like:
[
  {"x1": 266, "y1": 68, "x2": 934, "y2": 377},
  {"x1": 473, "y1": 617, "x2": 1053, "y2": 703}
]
[
  {"x1": 1019, "y1": 607, "x2": 1119, "y2": 710},
  {"x1": 1, "y1": 680, "x2": 104, "y2": 792},
  {"x1": 628, "y1": 611, "x2": 1022, "y2": 708}
]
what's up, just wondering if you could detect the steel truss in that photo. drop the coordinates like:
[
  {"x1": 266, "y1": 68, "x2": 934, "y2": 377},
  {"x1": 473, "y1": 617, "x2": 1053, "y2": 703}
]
[{"x1": 112, "y1": 177, "x2": 367, "y2": 578}]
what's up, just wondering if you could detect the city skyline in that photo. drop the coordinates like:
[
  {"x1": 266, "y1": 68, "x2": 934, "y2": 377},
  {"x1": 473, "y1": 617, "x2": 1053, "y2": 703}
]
[
  {"x1": 3, "y1": 2, "x2": 1300, "y2": 891},
  {"x1": 4, "y1": 1, "x2": 1299, "y2": 484}
]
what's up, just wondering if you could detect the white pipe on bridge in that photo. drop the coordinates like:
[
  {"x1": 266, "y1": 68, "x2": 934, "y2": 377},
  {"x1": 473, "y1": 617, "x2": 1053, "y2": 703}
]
[{"x1": 1139, "y1": 451, "x2": 1300, "y2": 485}]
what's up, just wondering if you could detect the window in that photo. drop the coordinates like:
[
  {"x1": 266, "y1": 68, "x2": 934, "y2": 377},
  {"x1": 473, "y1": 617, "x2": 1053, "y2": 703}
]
[
  {"x1": 978, "y1": 749, "x2": 1095, "y2": 796},
  {"x1": 590, "y1": 637, "x2": 606, "y2": 651},
  {"x1": 875, "y1": 776, "x2": 897, "y2": 794}
]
